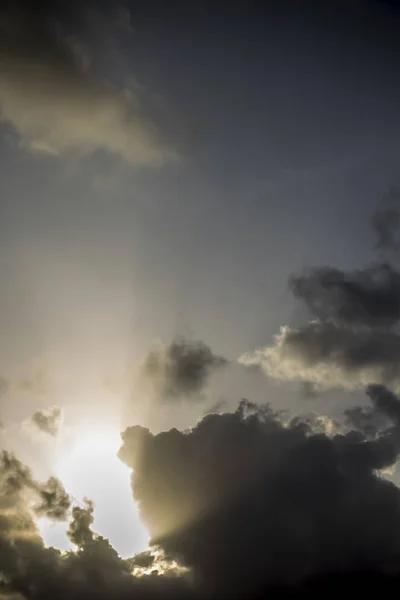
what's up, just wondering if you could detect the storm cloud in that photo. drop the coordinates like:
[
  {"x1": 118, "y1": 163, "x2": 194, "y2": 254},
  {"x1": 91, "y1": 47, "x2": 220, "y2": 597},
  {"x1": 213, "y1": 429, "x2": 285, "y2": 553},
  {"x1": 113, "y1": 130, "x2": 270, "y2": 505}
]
[
  {"x1": 141, "y1": 338, "x2": 228, "y2": 400},
  {"x1": 0, "y1": 450, "x2": 195, "y2": 600},
  {"x1": 290, "y1": 263, "x2": 400, "y2": 329},
  {"x1": 118, "y1": 394, "x2": 400, "y2": 596},
  {"x1": 4, "y1": 395, "x2": 400, "y2": 598}
]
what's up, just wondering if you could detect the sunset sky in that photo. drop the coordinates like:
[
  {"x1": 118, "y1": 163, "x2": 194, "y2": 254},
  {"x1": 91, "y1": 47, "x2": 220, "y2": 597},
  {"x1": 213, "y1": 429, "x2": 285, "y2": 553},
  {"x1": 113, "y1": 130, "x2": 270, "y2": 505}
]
[{"x1": 2, "y1": 1, "x2": 400, "y2": 598}]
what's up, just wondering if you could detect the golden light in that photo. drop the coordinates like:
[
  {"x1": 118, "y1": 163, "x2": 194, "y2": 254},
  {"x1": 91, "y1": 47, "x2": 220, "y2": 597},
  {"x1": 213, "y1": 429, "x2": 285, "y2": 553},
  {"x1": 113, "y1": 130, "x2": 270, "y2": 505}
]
[{"x1": 39, "y1": 427, "x2": 149, "y2": 558}]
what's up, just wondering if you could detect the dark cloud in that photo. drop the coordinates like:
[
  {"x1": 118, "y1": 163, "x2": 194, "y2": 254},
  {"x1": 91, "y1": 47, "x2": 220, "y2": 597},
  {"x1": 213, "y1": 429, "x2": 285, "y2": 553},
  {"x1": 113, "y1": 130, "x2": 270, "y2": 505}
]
[
  {"x1": 0, "y1": 451, "x2": 33, "y2": 511},
  {"x1": 67, "y1": 499, "x2": 94, "y2": 547},
  {"x1": 372, "y1": 188, "x2": 400, "y2": 254},
  {"x1": 4, "y1": 394, "x2": 400, "y2": 598},
  {"x1": 34, "y1": 476, "x2": 71, "y2": 520},
  {"x1": 0, "y1": 0, "x2": 178, "y2": 165},
  {"x1": 118, "y1": 393, "x2": 400, "y2": 596},
  {"x1": 0, "y1": 450, "x2": 71, "y2": 521},
  {"x1": 131, "y1": 550, "x2": 155, "y2": 569},
  {"x1": 290, "y1": 263, "x2": 400, "y2": 329},
  {"x1": 366, "y1": 384, "x2": 400, "y2": 425},
  {"x1": 344, "y1": 405, "x2": 390, "y2": 438},
  {"x1": 344, "y1": 385, "x2": 400, "y2": 438},
  {"x1": 141, "y1": 338, "x2": 228, "y2": 400},
  {"x1": 30, "y1": 406, "x2": 62, "y2": 437}
]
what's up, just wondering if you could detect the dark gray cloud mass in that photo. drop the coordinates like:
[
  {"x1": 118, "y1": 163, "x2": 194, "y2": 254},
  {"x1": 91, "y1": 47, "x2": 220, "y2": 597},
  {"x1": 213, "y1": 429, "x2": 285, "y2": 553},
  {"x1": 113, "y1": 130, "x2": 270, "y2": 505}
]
[
  {"x1": 30, "y1": 406, "x2": 62, "y2": 437},
  {"x1": 0, "y1": 451, "x2": 71, "y2": 520},
  {"x1": 118, "y1": 392, "x2": 400, "y2": 596},
  {"x1": 367, "y1": 384, "x2": 400, "y2": 425},
  {"x1": 34, "y1": 476, "x2": 71, "y2": 521},
  {"x1": 5, "y1": 398, "x2": 400, "y2": 598},
  {"x1": 141, "y1": 338, "x2": 227, "y2": 400},
  {"x1": 67, "y1": 499, "x2": 95, "y2": 547},
  {"x1": 344, "y1": 404, "x2": 391, "y2": 438},
  {"x1": 290, "y1": 263, "x2": 400, "y2": 329}
]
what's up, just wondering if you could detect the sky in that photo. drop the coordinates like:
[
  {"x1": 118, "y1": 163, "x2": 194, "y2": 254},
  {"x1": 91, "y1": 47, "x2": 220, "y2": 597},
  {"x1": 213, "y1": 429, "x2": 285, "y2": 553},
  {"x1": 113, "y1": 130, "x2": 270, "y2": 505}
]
[{"x1": 3, "y1": 0, "x2": 400, "y2": 598}]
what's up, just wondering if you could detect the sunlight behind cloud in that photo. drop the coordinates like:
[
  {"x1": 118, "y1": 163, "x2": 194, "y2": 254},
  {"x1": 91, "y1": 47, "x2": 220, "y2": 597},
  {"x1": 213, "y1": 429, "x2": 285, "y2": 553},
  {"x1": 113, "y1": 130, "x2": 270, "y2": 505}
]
[{"x1": 40, "y1": 428, "x2": 149, "y2": 558}]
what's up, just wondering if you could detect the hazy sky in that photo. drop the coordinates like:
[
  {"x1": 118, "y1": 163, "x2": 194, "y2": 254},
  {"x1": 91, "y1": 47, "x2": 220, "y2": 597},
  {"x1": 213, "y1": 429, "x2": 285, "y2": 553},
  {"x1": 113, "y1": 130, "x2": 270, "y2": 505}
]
[{"x1": 2, "y1": 1, "x2": 400, "y2": 598}]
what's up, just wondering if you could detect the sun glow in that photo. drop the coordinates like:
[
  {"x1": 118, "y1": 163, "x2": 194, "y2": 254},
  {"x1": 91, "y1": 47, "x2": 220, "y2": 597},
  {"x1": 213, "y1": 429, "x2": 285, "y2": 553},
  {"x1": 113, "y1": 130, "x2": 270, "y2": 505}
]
[{"x1": 39, "y1": 428, "x2": 149, "y2": 558}]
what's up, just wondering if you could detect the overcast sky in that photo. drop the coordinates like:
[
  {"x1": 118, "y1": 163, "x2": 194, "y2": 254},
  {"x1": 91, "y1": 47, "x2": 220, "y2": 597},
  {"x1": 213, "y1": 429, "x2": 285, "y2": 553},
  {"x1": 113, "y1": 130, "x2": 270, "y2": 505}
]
[{"x1": 2, "y1": 1, "x2": 400, "y2": 598}]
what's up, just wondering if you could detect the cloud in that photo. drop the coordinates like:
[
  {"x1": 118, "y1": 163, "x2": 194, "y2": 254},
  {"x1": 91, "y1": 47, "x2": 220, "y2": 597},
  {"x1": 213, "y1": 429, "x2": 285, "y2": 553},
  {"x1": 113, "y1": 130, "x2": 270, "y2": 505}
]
[
  {"x1": 8, "y1": 194, "x2": 400, "y2": 597},
  {"x1": 0, "y1": 451, "x2": 195, "y2": 600},
  {"x1": 372, "y1": 188, "x2": 400, "y2": 254},
  {"x1": 141, "y1": 338, "x2": 228, "y2": 400},
  {"x1": 131, "y1": 550, "x2": 155, "y2": 569},
  {"x1": 0, "y1": 450, "x2": 71, "y2": 520},
  {"x1": 366, "y1": 384, "x2": 400, "y2": 425},
  {"x1": 67, "y1": 499, "x2": 94, "y2": 547},
  {"x1": 29, "y1": 406, "x2": 62, "y2": 437},
  {"x1": 34, "y1": 476, "x2": 70, "y2": 521},
  {"x1": 344, "y1": 405, "x2": 390, "y2": 438},
  {"x1": 290, "y1": 263, "x2": 400, "y2": 329},
  {"x1": 118, "y1": 394, "x2": 400, "y2": 595},
  {"x1": 0, "y1": 451, "x2": 34, "y2": 512},
  {"x1": 0, "y1": 2, "x2": 178, "y2": 165},
  {"x1": 239, "y1": 322, "x2": 400, "y2": 391},
  {"x1": 4, "y1": 395, "x2": 400, "y2": 598},
  {"x1": 240, "y1": 194, "x2": 400, "y2": 394}
]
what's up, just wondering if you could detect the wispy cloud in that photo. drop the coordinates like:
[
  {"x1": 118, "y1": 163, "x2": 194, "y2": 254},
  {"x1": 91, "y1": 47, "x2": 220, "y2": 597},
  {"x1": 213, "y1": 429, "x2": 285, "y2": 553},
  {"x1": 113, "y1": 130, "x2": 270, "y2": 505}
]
[{"x1": 0, "y1": 2, "x2": 179, "y2": 165}]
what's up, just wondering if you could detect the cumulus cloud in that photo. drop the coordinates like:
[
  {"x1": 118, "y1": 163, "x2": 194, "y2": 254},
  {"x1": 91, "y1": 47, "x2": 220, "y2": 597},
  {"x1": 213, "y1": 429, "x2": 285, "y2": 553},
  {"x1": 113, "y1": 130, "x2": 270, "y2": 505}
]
[
  {"x1": 0, "y1": 450, "x2": 195, "y2": 600},
  {"x1": 141, "y1": 338, "x2": 228, "y2": 400},
  {"x1": 0, "y1": 1, "x2": 178, "y2": 165},
  {"x1": 240, "y1": 194, "x2": 400, "y2": 393},
  {"x1": 239, "y1": 322, "x2": 400, "y2": 391},
  {"x1": 118, "y1": 394, "x2": 400, "y2": 595},
  {"x1": 5, "y1": 393, "x2": 400, "y2": 598},
  {"x1": 30, "y1": 406, "x2": 62, "y2": 437}
]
